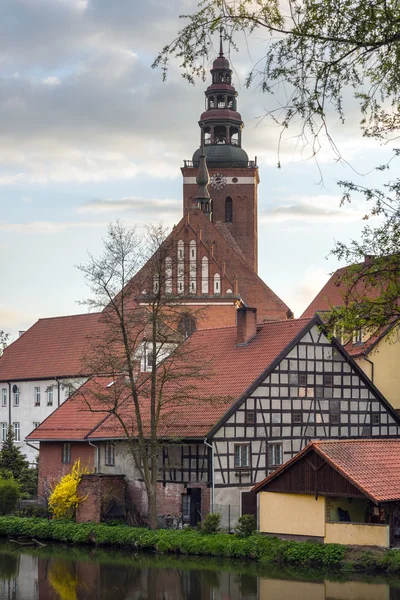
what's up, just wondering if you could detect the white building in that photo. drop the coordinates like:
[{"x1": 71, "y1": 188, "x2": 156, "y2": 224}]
[{"x1": 0, "y1": 312, "x2": 102, "y2": 464}]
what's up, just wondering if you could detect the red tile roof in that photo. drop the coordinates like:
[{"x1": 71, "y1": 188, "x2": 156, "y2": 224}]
[
  {"x1": 300, "y1": 263, "x2": 394, "y2": 357},
  {"x1": 253, "y1": 439, "x2": 400, "y2": 503},
  {"x1": 0, "y1": 313, "x2": 104, "y2": 381},
  {"x1": 27, "y1": 317, "x2": 313, "y2": 441}
]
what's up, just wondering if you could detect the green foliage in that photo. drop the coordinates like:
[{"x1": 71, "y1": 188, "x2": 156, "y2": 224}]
[
  {"x1": 0, "y1": 427, "x2": 38, "y2": 497},
  {"x1": 155, "y1": 0, "x2": 400, "y2": 144},
  {"x1": 235, "y1": 514, "x2": 257, "y2": 538},
  {"x1": 0, "y1": 479, "x2": 20, "y2": 515},
  {"x1": 199, "y1": 513, "x2": 221, "y2": 534},
  {"x1": 0, "y1": 516, "x2": 394, "y2": 573}
]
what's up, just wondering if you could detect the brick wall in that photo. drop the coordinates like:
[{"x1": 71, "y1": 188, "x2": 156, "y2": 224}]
[
  {"x1": 76, "y1": 474, "x2": 126, "y2": 523},
  {"x1": 182, "y1": 166, "x2": 258, "y2": 272},
  {"x1": 127, "y1": 480, "x2": 210, "y2": 520},
  {"x1": 38, "y1": 442, "x2": 95, "y2": 497}
]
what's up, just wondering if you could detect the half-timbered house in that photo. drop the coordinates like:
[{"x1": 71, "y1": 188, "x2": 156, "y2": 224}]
[{"x1": 28, "y1": 308, "x2": 400, "y2": 527}]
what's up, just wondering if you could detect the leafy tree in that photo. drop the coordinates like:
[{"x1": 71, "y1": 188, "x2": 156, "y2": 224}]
[
  {"x1": 155, "y1": 0, "x2": 400, "y2": 332},
  {"x1": 0, "y1": 426, "x2": 38, "y2": 496},
  {"x1": 78, "y1": 221, "x2": 212, "y2": 529},
  {"x1": 154, "y1": 0, "x2": 400, "y2": 150},
  {"x1": 0, "y1": 479, "x2": 20, "y2": 515},
  {"x1": 325, "y1": 172, "x2": 400, "y2": 338}
]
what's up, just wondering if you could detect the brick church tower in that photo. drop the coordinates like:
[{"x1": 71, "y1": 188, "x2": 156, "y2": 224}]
[{"x1": 182, "y1": 34, "x2": 259, "y2": 273}]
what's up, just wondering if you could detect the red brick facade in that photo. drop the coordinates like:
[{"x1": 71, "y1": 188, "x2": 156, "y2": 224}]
[
  {"x1": 182, "y1": 165, "x2": 259, "y2": 273},
  {"x1": 38, "y1": 442, "x2": 95, "y2": 497},
  {"x1": 76, "y1": 474, "x2": 126, "y2": 523}
]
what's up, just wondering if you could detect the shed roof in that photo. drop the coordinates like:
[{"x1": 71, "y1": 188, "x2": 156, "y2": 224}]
[{"x1": 253, "y1": 439, "x2": 400, "y2": 503}]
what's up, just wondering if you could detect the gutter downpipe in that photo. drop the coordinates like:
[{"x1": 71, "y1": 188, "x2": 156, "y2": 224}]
[
  {"x1": 7, "y1": 382, "x2": 11, "y2": 427},
  {"x1": 204, "y1": 438, "x2": 214, "y2": 514},
  {"x1": 88, "y1": 441, "x2": 100, "y2": 473}
]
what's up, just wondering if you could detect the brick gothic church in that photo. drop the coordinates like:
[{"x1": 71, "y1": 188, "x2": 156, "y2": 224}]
[{"x1": 129, "y1": 39, "x2": 292, "y2": 329}]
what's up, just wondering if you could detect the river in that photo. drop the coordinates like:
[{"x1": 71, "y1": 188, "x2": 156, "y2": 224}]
[{"x1": 1, "y1": 539, "x2": 400, "y2": 599}]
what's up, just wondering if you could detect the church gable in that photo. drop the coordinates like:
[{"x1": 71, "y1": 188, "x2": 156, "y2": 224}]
[{"x1": 211, "y1": 321, "x2": 400, "y2": 488}]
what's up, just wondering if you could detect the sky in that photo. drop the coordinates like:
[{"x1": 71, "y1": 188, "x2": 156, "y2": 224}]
[{"x1": 0, "y1": 0, "x2": 393, "y2": 340}]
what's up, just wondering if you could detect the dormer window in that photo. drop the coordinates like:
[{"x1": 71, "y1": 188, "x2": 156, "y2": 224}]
[{"x1": 353, "y1": 328, "x2": 363, "y2": 345}]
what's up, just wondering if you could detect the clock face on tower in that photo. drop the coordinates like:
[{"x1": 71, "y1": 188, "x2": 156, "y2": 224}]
[{"x1": 210, "y1": 173, "x2": 227, "y2": 190}]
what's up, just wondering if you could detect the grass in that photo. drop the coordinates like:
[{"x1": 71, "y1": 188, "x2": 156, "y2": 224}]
[{"x1": 0, "y1": 516, "x2": 399, "y2": 573}]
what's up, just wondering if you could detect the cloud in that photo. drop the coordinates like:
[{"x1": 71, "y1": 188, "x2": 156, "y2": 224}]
[
  {"x1": 0, "y1": 220, "x2": 105, "y2": 234},
  {"x1": 78, "y1": 196, "x2": 181, "y2": 215},
  {"x1": 287, "y1": 266, "x2": 331, "y2": 318},
  {"x1": 260, "y1": 195, "x2": 365, "y2": 223}
]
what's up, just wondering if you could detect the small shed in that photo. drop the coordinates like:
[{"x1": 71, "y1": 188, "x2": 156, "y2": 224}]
[{"x1": 253, "y1": 439, "x2": 400, "y2": 547}]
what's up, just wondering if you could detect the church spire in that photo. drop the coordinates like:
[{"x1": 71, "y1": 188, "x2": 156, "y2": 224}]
[
  {"x1": 191, "y1": 29, "x2": 249, "y2": 168},
  {"x1": 194, "y1": 147, "x2": 212, "y2": 220},
  {"x1": 219, "y1": 25, "x2": 224, "y2": 56}
]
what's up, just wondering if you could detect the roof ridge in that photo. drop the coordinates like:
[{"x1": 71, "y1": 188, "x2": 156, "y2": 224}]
[{"x1": 38, "y1": 311, "x2": 102, "y2": 322}]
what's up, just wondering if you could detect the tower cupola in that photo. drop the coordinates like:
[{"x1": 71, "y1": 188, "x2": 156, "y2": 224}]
[{"x1": 192, "y1": 30, "x2": 249, "y2": 168}]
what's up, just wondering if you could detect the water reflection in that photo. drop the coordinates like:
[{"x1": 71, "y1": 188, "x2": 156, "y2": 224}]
[{"x1": 0, "y1": 540, "x2": 400, "y2": 600}]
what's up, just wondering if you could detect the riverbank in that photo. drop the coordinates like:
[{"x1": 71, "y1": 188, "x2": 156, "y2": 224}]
[{"x1": 1, "y1": 517, "x2": 399, "y2": 573}]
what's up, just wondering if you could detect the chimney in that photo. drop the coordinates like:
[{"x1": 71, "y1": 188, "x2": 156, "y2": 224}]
[{"x1": 237, "y1": 307, "x2": 257, "y2": 346}]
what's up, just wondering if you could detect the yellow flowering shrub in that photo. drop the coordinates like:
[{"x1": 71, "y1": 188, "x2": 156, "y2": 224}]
[{"x1": 49, "y1": 459, "x2": 91, "y2": 519}]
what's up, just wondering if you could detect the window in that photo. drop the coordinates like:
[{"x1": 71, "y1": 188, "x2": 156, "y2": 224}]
[
  {"x1": 334, "y1": 327, "x2": 343, "y2": 345},
  {"x1": 62, "y1": 442, "x2": 71, "y2": 464},
  {"x1": 13, "y1": 387, "x2": 19, "y2": 407},
  {"x1": 105, "y1": 442, "x2": 115, "y2": 466},
  {"x1": 234, "y1": 444, "x2": 249, "y2": 468},
  {"x1": 13, "y1": 422, "x2": 20, "y2": 443},
  {"x1": 1, "y1": 388, "x2": 7, "y2": 407},
  {"x1": 316, "y1": 386, "x2": 324, "y2": 398},
  {"x1": 353, "y1": 328, "x2": 363, "y2": 345},
  {"x1": 372, "y1": 412, "x2": 381, "y2": 425},
  {"x1": 46, "y1": 387, "x2": 53, "y2": 406},
  {"x1": 182, "y1": 493, "x2": 191, "y2": 522},
  {"x1": 178, "y1": 315, "x2": 196, "y2": 339},
  {"x1": 298, "y1": 373, "x2": 307, "y2": 386},
  {"x1": 330, "y1": 400, "x2": 340, "y2": 424},
  {"x1": 34, "y1": 387, "x2": 41, "y2": 406},
  {"x1": 268, "y1": 443, "x2": 283, "y2": 467},
  {"x1": 225, "y1": 197, "x2": 233, "y2": 223},
  {"x1": 245, "y1": 411, "x2": 256, "y2": 425},
  {"x1": 293, "y1": 412, "x2": 302, "y2": 424},
  {"x1": 33, "y1": 422, "x2": 40, "y2": 430},
  {"x1": 323, "y1": 374, "x2": 333, "y2": 387},
  {"x1": 1, "y1": 423, "x2": 7, "y2": 441}
]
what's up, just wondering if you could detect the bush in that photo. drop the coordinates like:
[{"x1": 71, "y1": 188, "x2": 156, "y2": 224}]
[
  {"x1": 199, "y1": 513, "x2": 221, "y2": 534},
  {"x1": 48, "y1": 459, "x2": 92, "y2": 519},
  {"x1": 235, "y1": 514, "x2": 257, "y2": 538},
  {"x1": 0, "y1": 479, "x2": 20, "y2": 515}
]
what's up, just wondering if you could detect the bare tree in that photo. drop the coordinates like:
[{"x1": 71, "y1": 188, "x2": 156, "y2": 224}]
[
  {"x1": 78, "y1": 221, "x2": 214, "y2": 529},
  {"x1": 0, "y1": 331, "x2": 10, "y2": 357}
]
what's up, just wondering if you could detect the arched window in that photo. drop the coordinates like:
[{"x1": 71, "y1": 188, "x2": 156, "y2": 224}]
[
  {"x1": 177, "y1": 240, "x2": 184, "y2": 294},
  {"x1": 178, "y1": 315, "x2": 196, "y2": 339},
  {"x1": 225, "y1": 197, "x2": 233, "y2": 223},
  {"x1": 189, "y1": 240, "x2": 196, "y2": 294},
  {"x1": 201, "y1": 256, "x2": 209, "y2": 294},
  {"x1": 214, "y1": 273, "x2": 221, "y2": 294},
  {"x1": 165, "y1": 256, "x2": 172, "y2": 294}
]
